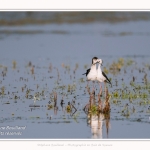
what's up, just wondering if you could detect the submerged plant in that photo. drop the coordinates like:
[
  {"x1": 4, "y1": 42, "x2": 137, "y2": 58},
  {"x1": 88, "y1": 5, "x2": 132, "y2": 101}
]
[
  {"x1": 12, "y1": 60, "x2": 17, "y2": 69},
  {"x1": 113, "y1": 91, "x2": 119, "y2": 98},
  {"x1": 47, "y1": 104, "x2": 53, "y2": 110},
  {"x1": 89, "y1": 105, "x2": 98, "y2": 115},
  {"x1": 66, "y1": 105, "x2": 71, "y2": 113},
  {"x1": 1, "y1": 86, "x2": 5, "y2": 95}
]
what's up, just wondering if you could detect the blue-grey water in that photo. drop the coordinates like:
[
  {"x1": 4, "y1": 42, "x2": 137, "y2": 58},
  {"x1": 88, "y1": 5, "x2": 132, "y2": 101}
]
[{"x1": 0, "y1": 12, "x2": 150, "y2": 139}]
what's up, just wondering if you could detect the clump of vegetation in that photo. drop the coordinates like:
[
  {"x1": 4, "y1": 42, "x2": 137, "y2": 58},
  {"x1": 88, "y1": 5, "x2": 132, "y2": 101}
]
[
  {"x1": 1, "y1": 86, "x2": 5, "y2": 96},
  {"x1": 66, "y1": 105, "x2": 72, "y2": 113},
  {"x1": 109, "y1": 58, "x2": 124, "y2": 74},
  {"x1": 47, "y1": 104, "x2": 53, "y2": 110},
  {"x1": 89, "y1": 105, "x2": 98, "y2": 115},
  {"x1": 12, "y1": 60, "x2": 17, "y2": 69}
]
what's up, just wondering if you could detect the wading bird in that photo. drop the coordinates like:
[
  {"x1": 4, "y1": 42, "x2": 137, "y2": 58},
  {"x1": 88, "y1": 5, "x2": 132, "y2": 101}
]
[
  {"x1": 96, "y1": 59, "x2": 112, "y2": 91},
  {"x1": 82, "y1": 57, "x2": 98, "y2": 89}
]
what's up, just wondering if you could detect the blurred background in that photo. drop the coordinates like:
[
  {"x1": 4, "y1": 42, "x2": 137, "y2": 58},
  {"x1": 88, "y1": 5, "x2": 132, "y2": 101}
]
[
  {"x1": 0, "y1": 11, "x2": 150, "y2": 63},
  {"x1": 1, "y1": 12, "x2": 150, "y2": 25}
]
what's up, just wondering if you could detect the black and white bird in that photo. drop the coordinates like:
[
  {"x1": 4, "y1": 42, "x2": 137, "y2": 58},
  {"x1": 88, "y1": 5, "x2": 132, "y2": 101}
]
[
  {"x1": 96, "y1": 59, "x2": 112, "y2": 90},
  {"x1": 82, "y1": 57, "x2": 98, "y2": 88}
]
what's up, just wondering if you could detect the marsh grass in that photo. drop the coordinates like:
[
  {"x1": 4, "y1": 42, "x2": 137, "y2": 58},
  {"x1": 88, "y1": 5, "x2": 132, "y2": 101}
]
[{"x1": 0, "y1": 57, "x2": 150, "y2": 138}]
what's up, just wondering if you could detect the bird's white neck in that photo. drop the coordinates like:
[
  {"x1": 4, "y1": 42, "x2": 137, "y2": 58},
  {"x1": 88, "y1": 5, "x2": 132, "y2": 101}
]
[
  {"x1": 97, "y1": 63, "x2": 102, "y2": 75},
  {"x1": 91, "y1": 63, "x2": 96, "y2": 70}
]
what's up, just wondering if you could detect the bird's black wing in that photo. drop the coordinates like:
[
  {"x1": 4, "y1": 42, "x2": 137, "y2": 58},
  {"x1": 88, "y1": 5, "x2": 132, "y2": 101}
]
[
  {"x1": 82, "y1": 68, "x2": 90, "y2": 76},
  {"x1": 102, "y1": 71, "x2": 111, "y2": 85}
]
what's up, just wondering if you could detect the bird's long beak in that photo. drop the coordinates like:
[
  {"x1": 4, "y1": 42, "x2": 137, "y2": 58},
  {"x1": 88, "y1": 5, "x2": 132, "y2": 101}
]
[
  {"x1": 98, "y1": 61, "x2": 103, "y2": 66},
  {"x1": 92, "y1": 62, "x2": 98, "y2": 65},
  {"x1": 92, "y1": 60, "x2": 103, "y2": 66}
]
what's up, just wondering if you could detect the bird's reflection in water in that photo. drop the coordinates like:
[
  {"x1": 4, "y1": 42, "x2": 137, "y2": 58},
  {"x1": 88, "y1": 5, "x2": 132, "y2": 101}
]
[
  {"x1": 88, "y1": 113, "x2": 104, "y2": 138},
  {"x1": 84, "y1": 85, "x2": 111, "y2": 139}
]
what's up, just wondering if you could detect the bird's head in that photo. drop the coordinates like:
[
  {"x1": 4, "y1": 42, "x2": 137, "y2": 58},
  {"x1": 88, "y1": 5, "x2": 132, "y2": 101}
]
[
  {"x1": 92, "y1": 57, "x2": 98, "y2": 64},
  {"x1": 97, "y1": 59, "x2": 103, "y2": 66}
]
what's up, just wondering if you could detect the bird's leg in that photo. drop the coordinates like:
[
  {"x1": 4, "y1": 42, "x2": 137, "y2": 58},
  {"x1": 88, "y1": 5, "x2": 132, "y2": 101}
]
[
  {"x1": 92, "y1": 81, "x2": 95, "y2": 91},
  {"x1": 99, "y1": 82, "x2": 102, "y2": 96},
  {"x1": 86, "y1": 81, "x2": 89, "y2": 88},
  {"x1": 104, "y1": 82, "x2": 107, "y2": 98}
]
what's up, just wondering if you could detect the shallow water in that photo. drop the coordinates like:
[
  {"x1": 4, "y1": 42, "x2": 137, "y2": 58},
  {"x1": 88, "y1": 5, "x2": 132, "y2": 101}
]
[{"x1": 0, "y1": 17, "x2": 150, "y2": 139}]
